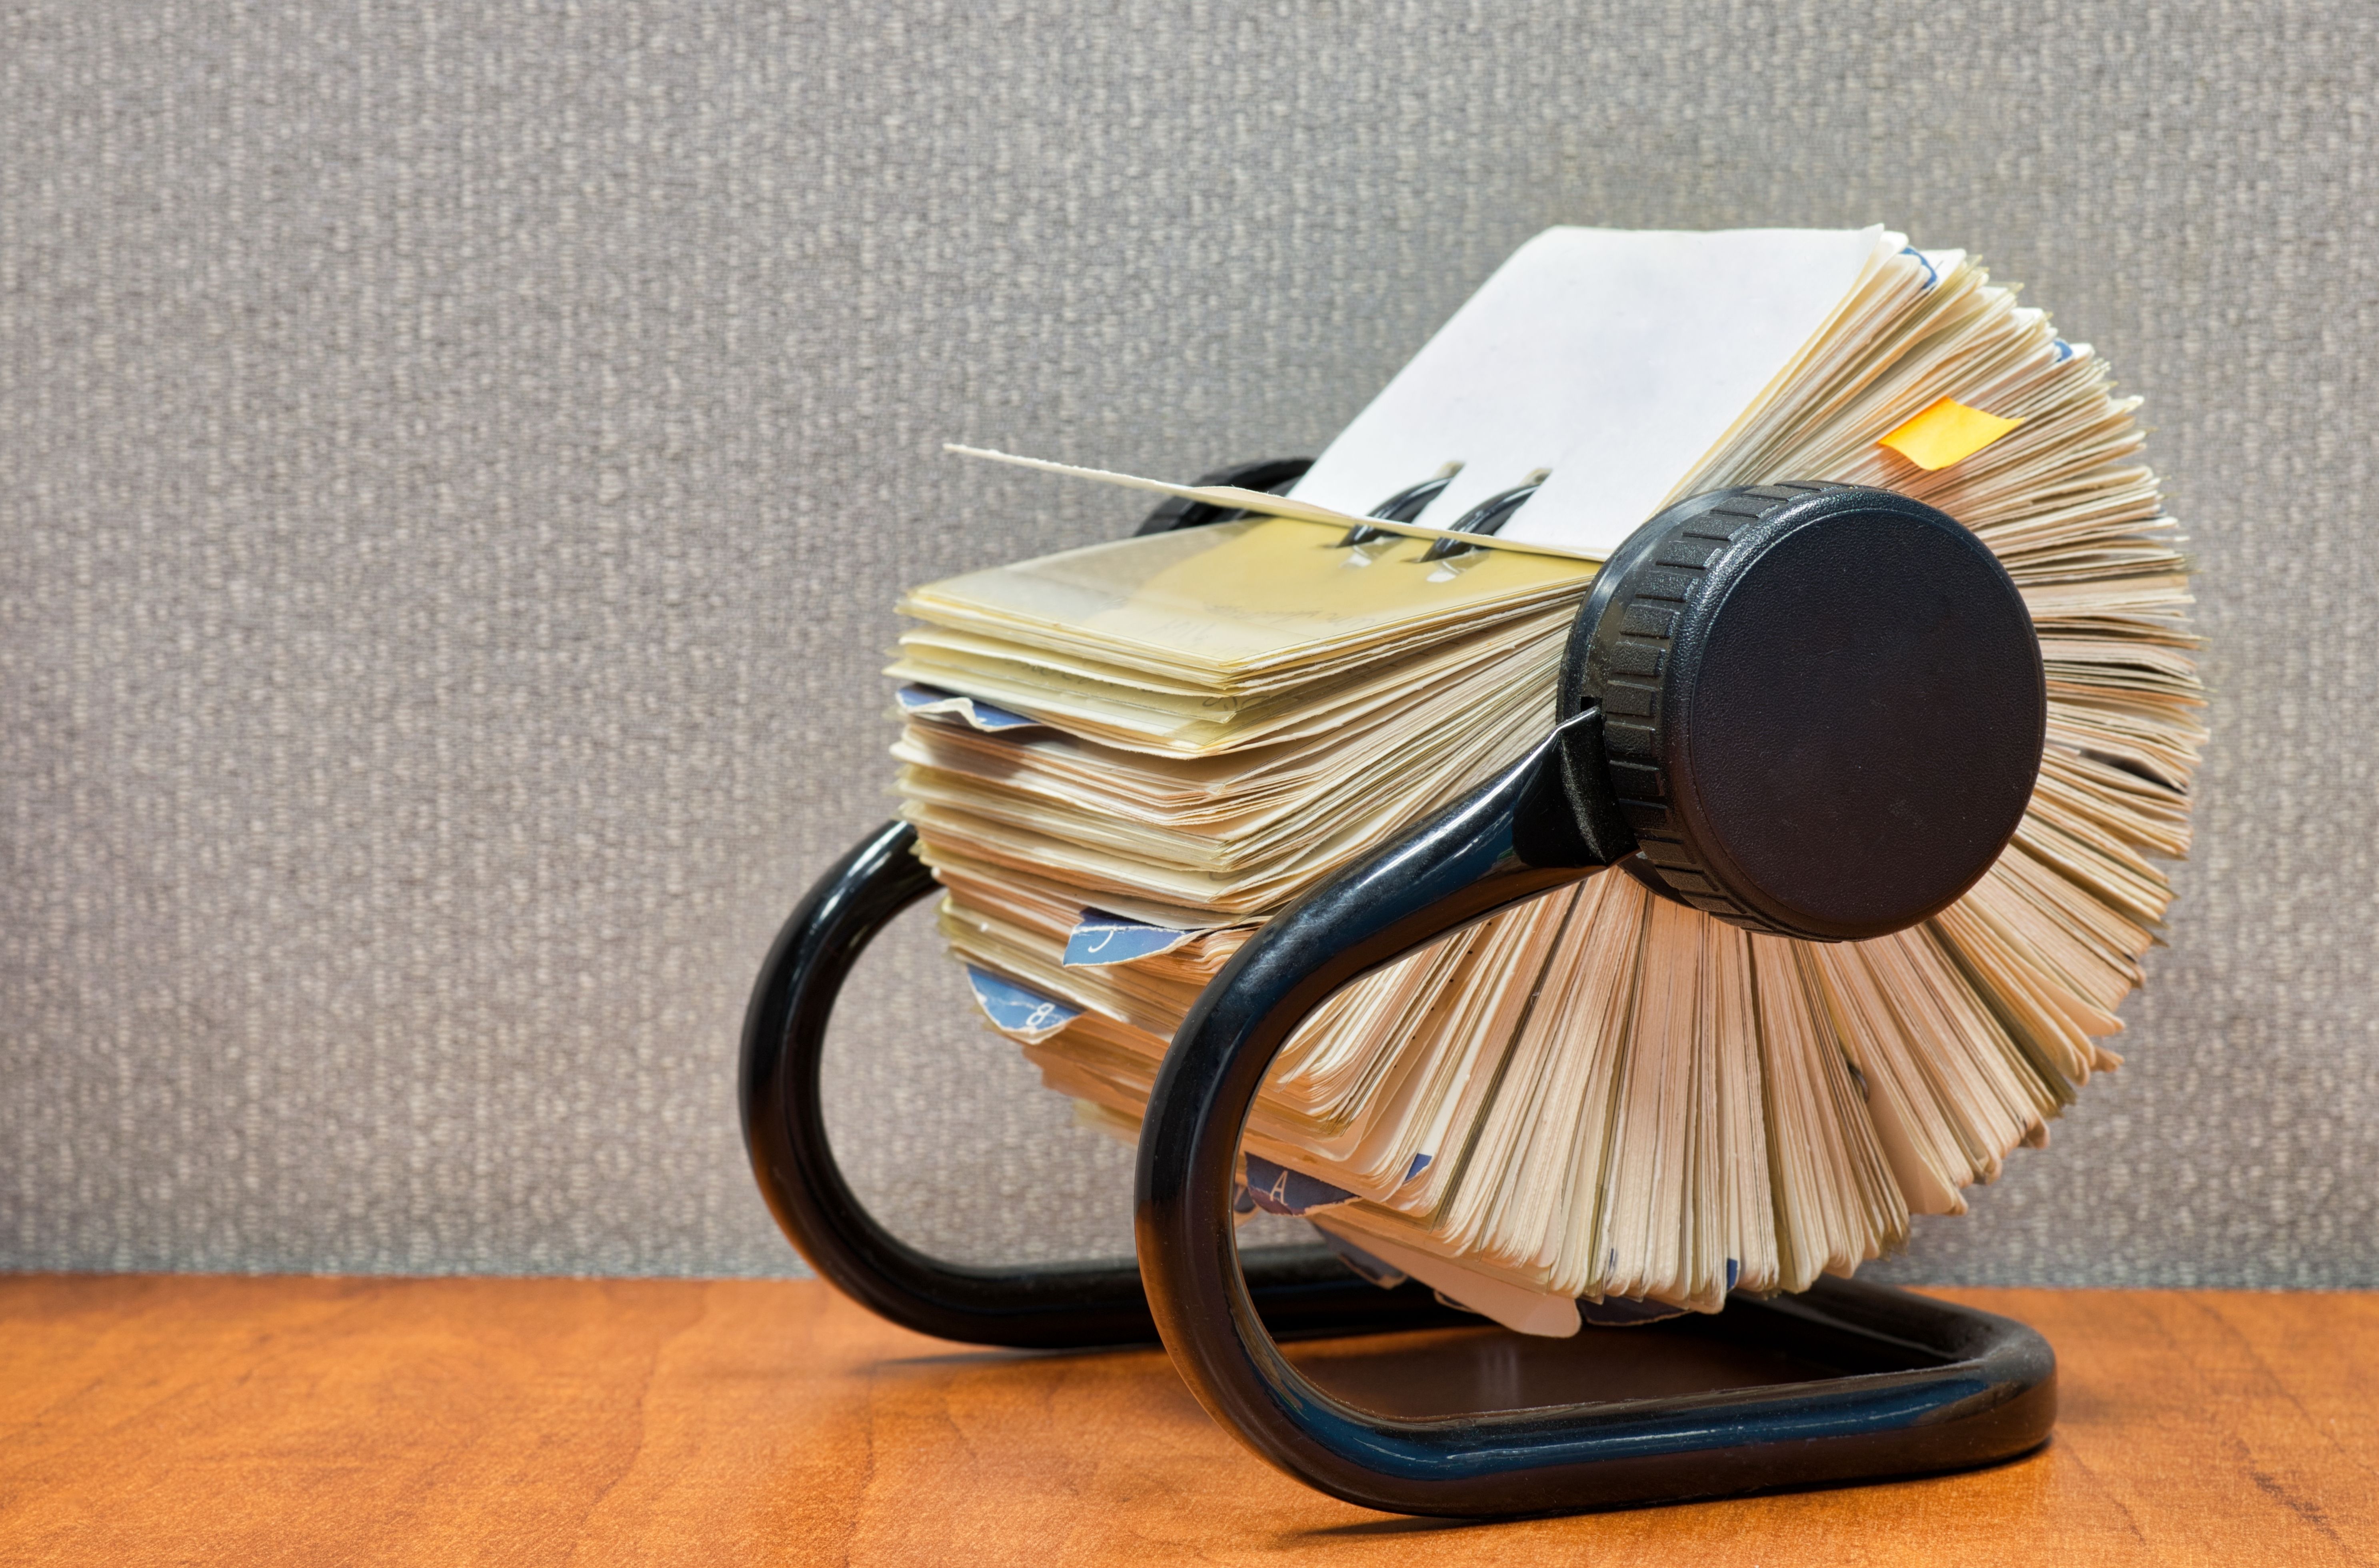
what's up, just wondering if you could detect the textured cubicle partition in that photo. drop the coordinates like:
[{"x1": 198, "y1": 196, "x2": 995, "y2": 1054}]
[{"x1": 2, "y1": 1, "x2": 2372, "y2": 1284}]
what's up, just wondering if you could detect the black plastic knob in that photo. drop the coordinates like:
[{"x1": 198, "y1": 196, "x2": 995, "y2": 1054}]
[{"x1": 1559, "y1": 483, "x2": 2045, "y2": 942}]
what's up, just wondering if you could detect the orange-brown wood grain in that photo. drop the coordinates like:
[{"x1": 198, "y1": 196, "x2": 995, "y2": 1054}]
[{"x1": 1, "y1": 1275, "x2": 2372, "y2": 1565}]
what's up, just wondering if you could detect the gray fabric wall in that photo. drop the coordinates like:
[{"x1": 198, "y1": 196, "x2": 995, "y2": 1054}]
[{"x1": 4, "y1": 0, "x2": 2373, "y2": 1285}]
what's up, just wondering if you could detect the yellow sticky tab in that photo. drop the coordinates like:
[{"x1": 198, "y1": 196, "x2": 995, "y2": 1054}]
[{"x1": 1878, "y1": 396, "x2": 2024, "y2": 471}]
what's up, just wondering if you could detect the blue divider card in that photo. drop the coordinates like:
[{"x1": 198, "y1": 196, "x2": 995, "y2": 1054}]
[
  {"x1": 1242, "y1": 1152, "x2": 1356, "y2": 1216},
  {"x1": 963, "y1": 965, "x2": 1081, "y2": 1044},
  {"x1": 1062, "y1": 910, "x2": 1198, "y2": 967},
  {"x1": 896, "y1": 683, "x2": 1046, "y2": 734},
  {"x1": 1241, "y1": 1150, "x2": 1437, "y2": 1214}
]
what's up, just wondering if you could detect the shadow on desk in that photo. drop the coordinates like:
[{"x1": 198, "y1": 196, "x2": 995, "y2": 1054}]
[
  {"x1": 1287, "y1": 1316, "x2": 1829, "y2": 1417},
  {"x1": 875, "y1": 1310, "x2": 1829, "y2": 1416}
]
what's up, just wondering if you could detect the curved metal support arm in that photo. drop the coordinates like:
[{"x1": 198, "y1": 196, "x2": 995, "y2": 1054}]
[
  {"x1": 1133, "y1": 724, "x2": 2057, "y2": 1516},
  {"x1": 738, "y1": 820, "x2": 1469, "y2": 1349}
]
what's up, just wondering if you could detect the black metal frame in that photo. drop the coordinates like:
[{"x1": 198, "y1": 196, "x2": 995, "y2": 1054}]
[
  {"x1": 737, "y1": 459, "x2": 2059, "y2": 1517},
  {"x1": 738, "y1": 819, "x2": 1470, "y2": 1349},
  {"x1": 1130, "y1": 724, "x2": 2054, "y2": 1516}
]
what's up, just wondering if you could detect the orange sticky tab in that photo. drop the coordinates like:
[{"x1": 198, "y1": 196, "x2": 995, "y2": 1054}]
[{"x1": 1878, "y1": 396, "x2": 2024, "y2": 471}]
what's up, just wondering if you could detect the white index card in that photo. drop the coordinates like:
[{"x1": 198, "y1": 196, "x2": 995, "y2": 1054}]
[{"x1": 1288, "y1": 226, "x2": 1887, "y2": 557}]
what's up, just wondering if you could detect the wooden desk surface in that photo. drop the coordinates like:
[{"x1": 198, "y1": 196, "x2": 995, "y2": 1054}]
[{"x1": 2, "y1": 1275, "x2": 2372, "y2": 1566}]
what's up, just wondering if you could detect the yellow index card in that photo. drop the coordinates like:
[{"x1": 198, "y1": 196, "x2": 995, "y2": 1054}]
[{"x1": 1878, "y1": 396, "x2": 2024, "y2": 470}]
